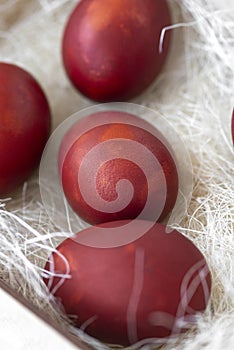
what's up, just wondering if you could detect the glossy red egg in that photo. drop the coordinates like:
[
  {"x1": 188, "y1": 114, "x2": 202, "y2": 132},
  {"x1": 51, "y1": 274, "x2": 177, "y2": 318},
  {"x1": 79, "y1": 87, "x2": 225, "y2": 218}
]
[
  {"x1": 62, "y1": 0, "x2": 171, "y2": 102},
  {"x1": 0, "y1": 63, "x2": 51, "y2": 196},
  {"x1": 44, "y1": 220, "x2": 212, "y2": 346},
  {"x1": 59, "y1": 111, "x2": 179, "y2": 225}
]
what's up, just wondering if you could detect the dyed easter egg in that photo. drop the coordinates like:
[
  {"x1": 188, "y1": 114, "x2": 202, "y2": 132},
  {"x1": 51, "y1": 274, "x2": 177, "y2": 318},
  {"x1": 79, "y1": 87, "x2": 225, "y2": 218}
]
[
  {"x1": 62, "y1": 0, "x2": 171, "y2": 101},
  {"x1": 0, "y1": 63, "x2": 51, "y2": 196},
  {"x1": 59, "y1": 111, "x2": 178, "y2": 225},
  {"x1": 44, "y1": 220, "x2": 212, "y2": 346}
]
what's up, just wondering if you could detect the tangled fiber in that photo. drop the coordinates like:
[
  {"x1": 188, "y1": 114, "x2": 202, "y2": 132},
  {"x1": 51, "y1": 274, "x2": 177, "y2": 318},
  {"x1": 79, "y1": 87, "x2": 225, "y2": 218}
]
[{"x1": 0, "y1": 0, "x2": 233, "y2": 349}]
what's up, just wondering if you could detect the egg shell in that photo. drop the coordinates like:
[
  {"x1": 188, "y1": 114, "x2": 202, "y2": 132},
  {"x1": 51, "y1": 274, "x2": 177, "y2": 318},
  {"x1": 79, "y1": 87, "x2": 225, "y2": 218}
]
[
  {"x1": 62, "y1": 0, "x2": 171, "y2": 102},
  {"x1": 44, "y1": 220, "x2": 212, "y2": 346},
  {"x1": 59, "y1": 111, "x2": 179, "y2": 224},
  {"x1": 0, "y1": 63, "x2": 51, "y2": 196}
]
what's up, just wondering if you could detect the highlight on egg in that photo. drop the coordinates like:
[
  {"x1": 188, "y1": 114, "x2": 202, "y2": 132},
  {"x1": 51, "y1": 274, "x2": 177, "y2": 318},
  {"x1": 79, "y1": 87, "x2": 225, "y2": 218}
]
[
  {"x1": 43, "y1": 220, "x2": 212, "y2": 346},
  {"x1": 0, "y1": 62, "x2": 51, "y2": 196},
  {"x1": 62, "y1": 0, "x2": 172, "y2": 101},
  {"x1": 58, "y1": 110, "x2": 179, "y2": 225}
]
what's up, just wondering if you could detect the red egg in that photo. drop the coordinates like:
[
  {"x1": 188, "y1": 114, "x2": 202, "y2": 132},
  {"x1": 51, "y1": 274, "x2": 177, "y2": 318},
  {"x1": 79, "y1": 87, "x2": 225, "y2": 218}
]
[
  {"x1": 44, "y1": 220, "x2": 212, "y2": 346},
  {"x1": 59, "y1": 111, "x2": 179, "y2": 225},
  {"x1": 62, "y1": 0, "x2": 171, "y2": 102},
  {"x1": 0, "y1": 63, "x2": 51, "y2": 196}
]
